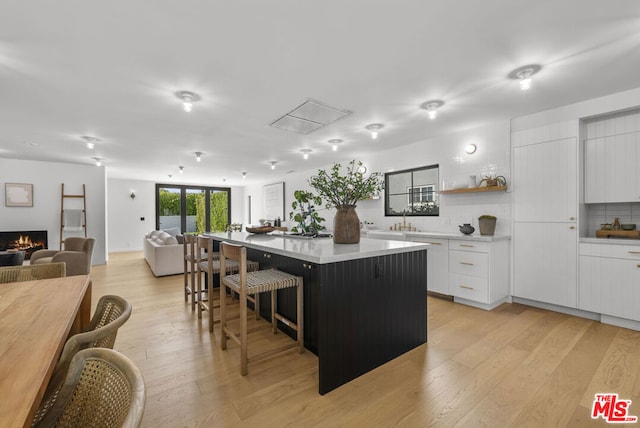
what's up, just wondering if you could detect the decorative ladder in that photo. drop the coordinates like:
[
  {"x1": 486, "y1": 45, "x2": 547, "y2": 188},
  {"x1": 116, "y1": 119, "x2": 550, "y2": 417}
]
[{"x1": 60, "y1": 183, "x2": 87, "y2": 249}]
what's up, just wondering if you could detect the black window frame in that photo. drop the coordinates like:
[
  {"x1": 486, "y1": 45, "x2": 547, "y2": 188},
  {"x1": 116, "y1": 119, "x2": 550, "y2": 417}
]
[
  {"x1": 384, "y1": 164, "x2": 439, "y2": 217},
  {"x1": 155, "y1": 183, "x2": 231, "y2": 233}
]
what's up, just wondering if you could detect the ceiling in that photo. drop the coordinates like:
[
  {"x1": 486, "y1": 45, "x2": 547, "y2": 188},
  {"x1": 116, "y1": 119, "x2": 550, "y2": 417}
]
[{"x1": 2, "y1": 1, "x2": 640, "y2": 186}]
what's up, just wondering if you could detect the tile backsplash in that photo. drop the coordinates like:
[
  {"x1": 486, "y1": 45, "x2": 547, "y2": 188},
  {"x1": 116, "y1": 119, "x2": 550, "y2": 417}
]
[{"x1": 585, "y1": 203, "x2": 640, "y2": 235}]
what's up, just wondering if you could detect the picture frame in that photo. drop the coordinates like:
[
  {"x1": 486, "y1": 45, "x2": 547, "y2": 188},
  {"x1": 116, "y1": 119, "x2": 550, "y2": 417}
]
[
  {"x1": 5, "y1": 183, "x2": 33, "y2": 207},
  {"x1": 262, "y1": 182, "x2": 284, "y2": 221}
]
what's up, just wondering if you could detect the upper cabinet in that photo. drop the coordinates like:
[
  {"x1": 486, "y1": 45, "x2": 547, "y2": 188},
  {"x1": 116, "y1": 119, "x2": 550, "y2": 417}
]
[
  {"x1": 513, "y1": 137, "x2": 577, "y2": 222},
  {"x1": 584, "y1": 110, "x2": 640, "y2": 203}
]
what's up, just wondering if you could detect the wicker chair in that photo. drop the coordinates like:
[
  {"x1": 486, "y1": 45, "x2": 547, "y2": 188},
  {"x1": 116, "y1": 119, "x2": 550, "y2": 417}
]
[
  {"x1": 32, "y1": 295, "x2": 132, "y2": 426},
  {"x1": 33, "y1": 348, "x2": 146, "y2": 428},
  {"x1": 0, "y1": 262, "x2": 66, "y2": 283},
  {"x1": 219, "y1": 242, "x2": 304, "y2": 375}
]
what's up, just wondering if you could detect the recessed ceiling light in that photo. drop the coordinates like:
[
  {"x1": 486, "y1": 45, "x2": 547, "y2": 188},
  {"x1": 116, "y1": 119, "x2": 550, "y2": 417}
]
[
  {"x1": 81, "y1": 136, "x2": 101, "y2": 149},
  {"x1": 365, "y1": 123, "x2": 384, "y2": 139},
  {"x1": 91, "y1": 157, "x2": 103, "y2": 167},
  {"x1": 328, "y1": 139, "x2": 343, "y2": 151},
  {"x1": 301, "y1": 149, "x2": 312, "y2": 159},
  {"x1": 242, "y1": 172, "x2": 247, "y2": 179},
  {"x1": 176, "y1": 91, "x2": 201, "y2": 112},
  {"x1": 270, "y1": 161, "x2": 277, "y2": 170},
  {"x1": 179, "y1": 165, "x2": 184, "y2": 174},
  {"x1": 420, "y1": 100, "x2": 444, "y2": 119},
  {"x1": 194, "y1": 151, "x2": 203, "y2": 162},
  {"x1": 508, "y1": 64, "x2": 542, "y2": 90}
]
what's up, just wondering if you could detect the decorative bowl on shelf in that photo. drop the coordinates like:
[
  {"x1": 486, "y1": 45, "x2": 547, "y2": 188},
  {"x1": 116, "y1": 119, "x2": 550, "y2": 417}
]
[
  {"x1": 245, "y1": 226, "x2": 275, "y2": 234},
  {"x1": 621, "y1": 224, "x2": 636, "y2": 230}
]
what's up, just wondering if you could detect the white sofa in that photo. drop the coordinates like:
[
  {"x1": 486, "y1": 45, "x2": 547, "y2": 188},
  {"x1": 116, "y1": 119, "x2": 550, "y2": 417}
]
[{"x1": 143, "y1": 230, "x2": 185, "y2": 277}]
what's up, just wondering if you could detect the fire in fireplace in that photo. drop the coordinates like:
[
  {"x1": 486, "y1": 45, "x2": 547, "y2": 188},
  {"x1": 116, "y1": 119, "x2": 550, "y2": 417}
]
[{"x1": 0, "y1": 230, "x2": 48, "y2": 260}]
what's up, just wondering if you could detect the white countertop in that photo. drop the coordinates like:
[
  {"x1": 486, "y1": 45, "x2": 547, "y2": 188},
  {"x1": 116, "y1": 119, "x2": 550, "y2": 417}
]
[
  {"x1": 580, "y1": 237, "x2": 640, "y2": 246},
  {"x1": 363, "y1": 229, "x2": 511, "y2": 242},
  {"x1": 203, "y1": 231, "x2": 430, "y2": 264}
]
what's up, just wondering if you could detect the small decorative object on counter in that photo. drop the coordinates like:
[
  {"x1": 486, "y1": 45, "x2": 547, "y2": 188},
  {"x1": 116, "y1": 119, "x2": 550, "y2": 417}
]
[
  {"x1": 613, "y1": 217, "x2": 621, "y2": 230},
  {"x1": 468, "y1": 175, "x2": 477, "y2": 188},
  {"x1": 459, "y1": 223, "x2": 475, "y2": 235},
  {"x1": 478, "y1": 215, "x2": 497, "y2": 235}
]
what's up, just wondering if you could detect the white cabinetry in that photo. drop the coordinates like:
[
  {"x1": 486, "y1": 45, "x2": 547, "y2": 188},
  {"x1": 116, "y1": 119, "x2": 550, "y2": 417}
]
[
  {"x1": 410, "y1": 237, "x2": 449, "y2": 295},
  {"x1": 448, "y1": 239, "x2": 509, "y2": 310},
  {"x1": 515, "y1": 223, "x2": 578, "y2": 307},
  {"x1": 513, "y1": 135, "x2": 578, "y2": 308},
  {"x1": 579, "y1": 243, "x2": 640, "y2": 322},
  {"x1": 584, "y1": 113, "x2": 640, "y2": 203}
]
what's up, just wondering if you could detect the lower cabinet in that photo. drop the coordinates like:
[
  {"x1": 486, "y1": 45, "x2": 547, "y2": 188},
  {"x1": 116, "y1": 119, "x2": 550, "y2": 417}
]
[
  {"x1": 409, "y1": 237, "x2": 449, "y2": 294},
  {"x1": 579, "y1": 243, "x2": 640, "y2": 322},
  {"x1": 513, "y1": 222, "x2": 577, "y2": 308},
  {"x1": 448, "y1": 239, "x2": 509, "y2": 309}
]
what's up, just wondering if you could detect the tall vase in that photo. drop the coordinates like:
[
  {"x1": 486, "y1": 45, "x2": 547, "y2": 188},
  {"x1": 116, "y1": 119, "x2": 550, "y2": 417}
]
[{"x1": 333, "y1": 205, "x2": 360, "y2": 244}]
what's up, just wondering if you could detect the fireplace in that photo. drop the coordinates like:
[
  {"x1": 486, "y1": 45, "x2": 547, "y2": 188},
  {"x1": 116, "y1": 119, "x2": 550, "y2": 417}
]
[{"x1": 0, "y1": 230, "x2": 48, "y2": 260}]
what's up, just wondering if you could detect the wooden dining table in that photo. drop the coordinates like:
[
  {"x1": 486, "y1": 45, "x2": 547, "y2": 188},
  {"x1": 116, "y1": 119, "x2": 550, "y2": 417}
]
[{"x1": 0, "y1": 275, "x2": 92, "y2": 428}]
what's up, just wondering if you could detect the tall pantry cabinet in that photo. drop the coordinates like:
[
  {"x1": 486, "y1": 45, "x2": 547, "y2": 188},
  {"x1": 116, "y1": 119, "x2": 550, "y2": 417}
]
[{"x1": 512, "y1": 123, "x2": 578, "y2": 308}]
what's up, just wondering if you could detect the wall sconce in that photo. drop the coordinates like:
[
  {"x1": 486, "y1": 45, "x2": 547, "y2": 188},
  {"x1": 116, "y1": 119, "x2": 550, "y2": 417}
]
[
  {"x1": 508, "y1": 64, "x2": 542, "y2": 91},
  {"x1": 465, "y1": 144, "x2": 477, "y2": 154},
  {"x1": 420, "y1": 100, "x2": 444, "y2": 119},
  {"x1": 130, "y1": 191, "x2": 136, "y2": 200},
  {"x1": 365, "y1": 123, "x2": 384, "y2": 139}
]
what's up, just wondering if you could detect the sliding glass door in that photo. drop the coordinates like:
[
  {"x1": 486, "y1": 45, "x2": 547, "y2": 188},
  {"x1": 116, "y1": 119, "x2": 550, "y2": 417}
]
[{"x1": 156, "y1": 184, "x2": 230, "y2": 233}]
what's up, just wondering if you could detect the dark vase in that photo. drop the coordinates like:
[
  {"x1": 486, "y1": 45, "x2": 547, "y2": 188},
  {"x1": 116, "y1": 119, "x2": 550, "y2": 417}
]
[
  {"x1": 458, "y1": 223, "x2": 475, "y2": 235},
  {"x1": 333, "y1": 205, "x2": 360, "y2": 244}
]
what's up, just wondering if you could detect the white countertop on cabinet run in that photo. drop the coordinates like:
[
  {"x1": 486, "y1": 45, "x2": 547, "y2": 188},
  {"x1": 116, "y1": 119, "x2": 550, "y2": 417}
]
[
  {"x1": 203, "y1": 231, "x2": 430, "y2": 264},
  {"x1": 364, "y1": 230, "x2": 511, "y2": 242}
]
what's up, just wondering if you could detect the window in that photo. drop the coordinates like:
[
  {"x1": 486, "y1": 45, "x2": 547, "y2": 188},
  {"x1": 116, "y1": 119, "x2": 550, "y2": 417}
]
[
  {"x1": 156, "y1": 184, "x2": 231, "y2": 233},
  {"x1": 385, "y1": 164, "x2": 439, "y2": 216}
]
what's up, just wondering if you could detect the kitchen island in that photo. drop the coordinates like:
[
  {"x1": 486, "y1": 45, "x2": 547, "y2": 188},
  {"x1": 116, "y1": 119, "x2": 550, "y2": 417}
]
[{"x1": 204, "y1": 231, "x2": 430, "y2": 394}]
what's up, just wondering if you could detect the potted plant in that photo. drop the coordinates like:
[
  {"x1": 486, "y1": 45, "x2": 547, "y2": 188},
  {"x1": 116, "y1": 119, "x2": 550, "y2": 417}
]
[
  {"x1": 309, "y1": 160, "x2": 384, "y2": 244},
  {"x1": 288, "y1": 190, "x2": 326, "y2": 235},
  {"x1": 478, "y1": 215, "x2": 497, "y2": 235}
]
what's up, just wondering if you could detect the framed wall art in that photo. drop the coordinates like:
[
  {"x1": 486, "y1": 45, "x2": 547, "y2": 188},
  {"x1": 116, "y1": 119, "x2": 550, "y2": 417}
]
[{"x1": 5, "y1": 183, "x2": 33, "y2": 207}]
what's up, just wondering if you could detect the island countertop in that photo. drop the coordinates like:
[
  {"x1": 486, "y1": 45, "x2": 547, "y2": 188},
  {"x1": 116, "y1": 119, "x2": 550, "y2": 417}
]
[{"x1": 203, "y1": 231, "x2": 430, "y2": 264}]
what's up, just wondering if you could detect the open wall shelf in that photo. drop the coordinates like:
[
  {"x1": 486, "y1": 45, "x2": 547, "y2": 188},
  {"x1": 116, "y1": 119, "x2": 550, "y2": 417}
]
[{"x1": 439, "y1": 185, "x2": 507, "y2": 195}]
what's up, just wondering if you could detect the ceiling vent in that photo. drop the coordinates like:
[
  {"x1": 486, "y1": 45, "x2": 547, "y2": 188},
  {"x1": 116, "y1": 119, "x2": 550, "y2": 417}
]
[{"x1": 269, "y1": 99, "x2": 352, "y2": 135}]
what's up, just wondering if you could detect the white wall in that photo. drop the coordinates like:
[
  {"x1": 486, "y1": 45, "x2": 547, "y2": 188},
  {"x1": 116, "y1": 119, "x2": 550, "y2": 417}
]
[
  {"x1": 107, "y1": 178, "x2": 245, "y2": 252},
  {"x1": 245, "y1": 120, "x2": 512, "y2": 236},
  {"x1": 0, "y1": 158, "x2": 107, "y2": 264},
  {"x1": 107, "y1": 179, "x2": 156, "y2": 252}
]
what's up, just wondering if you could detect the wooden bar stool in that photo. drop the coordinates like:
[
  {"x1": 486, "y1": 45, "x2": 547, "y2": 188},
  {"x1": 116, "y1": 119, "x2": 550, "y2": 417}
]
[
  {"x1": 219, "y1": 241, "x2": 304, "y2": 376},
  {"x1": 196, "y1": 236, "x2": 259, "y2": 332},
  {"x1": 183, "y1": 234, "x2": 214, "y2": 310}
]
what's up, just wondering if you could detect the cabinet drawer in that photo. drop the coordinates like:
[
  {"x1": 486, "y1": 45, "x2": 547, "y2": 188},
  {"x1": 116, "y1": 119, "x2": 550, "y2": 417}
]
[
  {"x1": 449, "y1": 241, "x2": 489, "y2": 253},
  {"x1": 410, "y1": 237, "x2": 448, "y2": 247},
  {"x1": 580, "y1": 243, "x2": 640, "y2": 260},
  {"x1": 450, "y1": 273, "x2": 488, "y2": 303},
  {"x1": 449, "y1": 250, "x2": 488, "y2": 277}
]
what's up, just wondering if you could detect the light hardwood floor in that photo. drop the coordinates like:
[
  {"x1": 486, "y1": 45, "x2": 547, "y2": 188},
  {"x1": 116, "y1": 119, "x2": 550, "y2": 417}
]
[{"x1": 91, "y1": 252, "x2": 640, "y2": 427}]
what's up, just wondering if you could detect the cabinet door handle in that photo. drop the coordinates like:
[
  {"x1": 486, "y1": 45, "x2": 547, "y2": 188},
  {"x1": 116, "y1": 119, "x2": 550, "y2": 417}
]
[
  {"x1": 460, "y1": 244, "x2": 474, "y2": 248},
  {"x1": 459, "y1": 262, "x2": 474, "y2": 266},
  {"x1": 426, "y1": 242, "x2": 442, "y2": 245},
  {"x1": 263, "y1": 253, "x2": 271, "y2": 259},
  {"x1": 570, "y1": 217, "x2": 575, "y2": 221},
  {"x1": 637, "y1": 264, "x2": 640, "y2": 268},
  {"x1": 459, "y1": 285, "x2": 474, "y2": 290},
  {"x1": 569, "y1": 226, "x2": 575, "y2": 230},
  {"x1": 629, "y1": 251, "x2": 640, "y2": 255}
]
